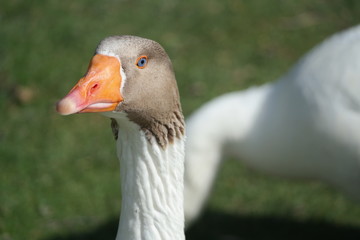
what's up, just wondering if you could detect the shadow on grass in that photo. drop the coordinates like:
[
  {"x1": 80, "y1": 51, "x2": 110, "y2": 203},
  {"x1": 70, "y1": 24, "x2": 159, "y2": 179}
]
[{"x1": 46, "y1": 209, "x2": 360, "y2": 240}]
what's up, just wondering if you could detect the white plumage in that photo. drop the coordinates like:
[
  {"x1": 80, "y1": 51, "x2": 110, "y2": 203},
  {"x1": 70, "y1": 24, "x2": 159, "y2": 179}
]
[
  {"x1": 184, "y1": 25, "x2": 360, "y2": 225},
  {"x1": 108, "y1": 113, "x2": 185, "y2": 240}
]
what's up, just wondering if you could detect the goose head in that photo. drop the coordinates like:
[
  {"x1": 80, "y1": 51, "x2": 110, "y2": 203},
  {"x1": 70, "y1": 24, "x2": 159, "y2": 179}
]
[{"x1": 56, "y1": 36, "x2": 182, "y2": 132}]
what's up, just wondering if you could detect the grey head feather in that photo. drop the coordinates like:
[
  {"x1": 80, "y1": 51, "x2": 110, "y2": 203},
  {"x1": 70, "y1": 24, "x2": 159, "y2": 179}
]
[{"x1": 98, "y1": 36, "x2": 184, "y2": 148}]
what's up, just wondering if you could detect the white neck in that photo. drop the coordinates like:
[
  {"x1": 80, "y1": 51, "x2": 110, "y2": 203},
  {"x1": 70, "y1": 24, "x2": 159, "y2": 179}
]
[
  {"x1": 184, "y1": 84, "x2": 271, "y2": 224},
  {"x1": 185, "y1": 84, "x2": 272, "y2": 157},
  {"x1": 113, "y1": 117, "x2": 185, "y2": 240}
]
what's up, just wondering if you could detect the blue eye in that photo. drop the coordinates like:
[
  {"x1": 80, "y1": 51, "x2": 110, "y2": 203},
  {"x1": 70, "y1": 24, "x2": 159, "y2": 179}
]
[{"x1": 136, "y1": 56, "x2": 148, "y2": 68}]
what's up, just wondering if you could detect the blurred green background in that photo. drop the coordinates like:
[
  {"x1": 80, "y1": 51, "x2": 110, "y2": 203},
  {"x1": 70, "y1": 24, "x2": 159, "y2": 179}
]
[{"x1": 1, "y1": 0, "x2": 360, "y2": 239}]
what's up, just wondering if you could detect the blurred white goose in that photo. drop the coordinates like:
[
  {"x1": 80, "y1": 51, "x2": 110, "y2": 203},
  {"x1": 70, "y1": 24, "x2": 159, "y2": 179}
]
[
  {"x1": 184, "y1": 25, "x2": 360, "y2": 225},
  {"x1": 57, "y1": 36, "x2": 186, "y2": 240}
]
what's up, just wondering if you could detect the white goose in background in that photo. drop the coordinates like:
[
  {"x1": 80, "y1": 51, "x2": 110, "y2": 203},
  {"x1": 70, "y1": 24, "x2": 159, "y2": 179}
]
[
  {"x1": 184, "y1": 25, "x2": 360, "y2": 225},
  {"x1": 57, "y1": 36, "x2": 186, "y2": 240}
]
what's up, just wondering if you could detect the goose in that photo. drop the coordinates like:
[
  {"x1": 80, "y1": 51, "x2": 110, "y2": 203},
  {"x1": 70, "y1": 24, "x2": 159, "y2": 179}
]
[
  {"x1": 57, "y1": 36, "x2": 186, "y2": 240},
  {"x1": 184, "y1": 25, "x2": 360, "y2": 225}
]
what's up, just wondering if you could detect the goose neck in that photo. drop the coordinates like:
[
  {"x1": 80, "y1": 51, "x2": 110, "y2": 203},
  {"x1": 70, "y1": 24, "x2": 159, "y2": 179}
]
[{"x1": 115, "y1": 119, "x2": 185, "y2": 240}]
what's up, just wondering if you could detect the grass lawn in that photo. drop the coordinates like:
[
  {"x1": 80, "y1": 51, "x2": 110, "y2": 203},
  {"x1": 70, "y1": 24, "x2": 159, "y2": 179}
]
[{"x1": 1, "y1": 0, "x2": 360, "y2": 239}]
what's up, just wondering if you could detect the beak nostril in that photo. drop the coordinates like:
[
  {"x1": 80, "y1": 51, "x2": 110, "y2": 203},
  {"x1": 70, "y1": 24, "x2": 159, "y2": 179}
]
[{"x1": 90, "y1": 83, "x2": 99, "y2": 94}]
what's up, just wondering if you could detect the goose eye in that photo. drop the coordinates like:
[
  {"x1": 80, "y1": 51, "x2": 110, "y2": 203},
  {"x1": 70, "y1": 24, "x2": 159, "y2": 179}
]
[{"x1": 136, "y1": 56, "x2": 148, "y2": 69}]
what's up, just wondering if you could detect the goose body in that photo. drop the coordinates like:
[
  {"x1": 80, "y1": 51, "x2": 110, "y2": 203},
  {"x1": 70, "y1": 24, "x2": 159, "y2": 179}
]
[
  {"x1": 184, "y1": 25, "x2": 360, "y2": 224},
  {"x1": 57, "y1": 36, "x2": 185, "y2": 240}
]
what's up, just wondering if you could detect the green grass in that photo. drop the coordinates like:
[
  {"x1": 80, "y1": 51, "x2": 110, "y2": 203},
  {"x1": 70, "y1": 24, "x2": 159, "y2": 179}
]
[{"x1": 1, "y1": 0, "x2": 360, "y2": 239}]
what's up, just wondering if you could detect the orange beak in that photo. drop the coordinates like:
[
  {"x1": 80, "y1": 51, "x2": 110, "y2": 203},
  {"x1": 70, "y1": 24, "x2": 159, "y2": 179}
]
[{"x1": 56, "y1": 54, "x2": 123, "y2": 115}]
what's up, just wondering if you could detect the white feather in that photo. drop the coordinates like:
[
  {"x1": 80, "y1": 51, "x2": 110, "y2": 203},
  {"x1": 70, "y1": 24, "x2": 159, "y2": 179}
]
[{"x1": 184, "y1": 25, "x2": 360, "y2": 225}]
